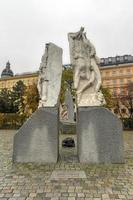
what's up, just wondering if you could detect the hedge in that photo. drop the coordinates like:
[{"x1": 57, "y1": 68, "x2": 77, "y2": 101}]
[{"x1": 0, "y1": 113, "x2": 27, "y2": 129}]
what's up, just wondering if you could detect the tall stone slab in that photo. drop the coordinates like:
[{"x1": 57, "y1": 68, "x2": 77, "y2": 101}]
[
  {"x1": 64, "y1": 90, "x2": 74, "y2": 122},
  {"x1": 37, "y1": 43, "x2": 62, "y2": 107},
  {"x1": 77, "y1": 107, "x2": 124, "y2": 164},
  {"x1": 13, "y1": 107, "x2": 59, "y2": 163},
  {"x1": 13, "y1": 43, "x2": 62, "y2": 163}
]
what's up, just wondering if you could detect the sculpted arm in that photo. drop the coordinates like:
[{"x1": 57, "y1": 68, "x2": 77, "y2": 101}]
[
  {"x1": 77, "y1": 70, "x2": 95, "y2": 95},
  {"x1": 92, "y1": 59, "x2": 101, "y2": 92}
]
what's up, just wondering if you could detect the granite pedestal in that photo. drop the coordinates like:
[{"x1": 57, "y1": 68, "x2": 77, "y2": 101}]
[
  {"x1": 13, "y1": 107, "x2": 59, "y2": 163},
  {"x1": 77, "y1": 107, "x2": 124, "y2": 164}
]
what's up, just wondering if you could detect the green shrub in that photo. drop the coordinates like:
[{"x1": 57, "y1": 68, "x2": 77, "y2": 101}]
[{"x1": 0, "y1": 113, "x2": 27, "y2": 129}]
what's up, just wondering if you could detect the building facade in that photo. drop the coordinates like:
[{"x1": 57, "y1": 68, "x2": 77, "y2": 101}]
[
  {"x1": 1, "y1": 57, "x2": 133, "y2": 95},
  {"x1": 100, "y1": 55, "x2": 133, "y2": 97}
]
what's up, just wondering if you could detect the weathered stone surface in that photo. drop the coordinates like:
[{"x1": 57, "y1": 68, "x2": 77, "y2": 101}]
[
  {"x1": 0, "y1": 130, "x2": 133, "y2": 200},
  {"x1": 68, "y1": 27, "x2": 105, "y2": 107},
  {"x1": 37, "y1": 43, "x2": 62, "y2": 107},
  {"x1": 13, "y1": 107, "x2": 59, "y2": 163},
  {"x1": 64, "y1": 90, "x2": 75, "y2": 122},
  {"x1": 60, "y1": 121, "x2": 76, "y2": 134},
  {"x1": 50, "y1": 170, "x2": 86, "y2": 179},
  {"x1": 77, "y1": 107, "x2": 124, "y2": 163}
]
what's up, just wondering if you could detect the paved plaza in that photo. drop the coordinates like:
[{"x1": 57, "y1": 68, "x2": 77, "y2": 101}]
[{"x1": 0, "y1": 130, "x2": 133, "y2": 200}]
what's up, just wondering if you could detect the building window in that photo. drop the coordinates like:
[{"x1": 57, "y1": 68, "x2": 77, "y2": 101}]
[
  {"x1": 127, "y1": 68, "x2": 130, "y2": 73},
  {"x1": 120, "y1": 79, "x2": 124, "y2": 84},
  {"x1": 127, "y1": 79, "x2": 131, "y2": 84},
  {"x1": 108, "y1": 57, "x2": 112, "y2": 63},
  {"x1": 106, "y1": 81, "x2": 110, "y2": 85},
  {"x1": 106, "y1": 71, "x2": 110, "y2": 76},
  {"x1": 119, "y1": 69, "x2": 123, "y2": 74},
  {"x1": 113, "y1": 88, "x2": 117, "y2": 96},
  {"x1": 116, "y1": 56, "x2": 120, "y2": 62},
  {"x1": 101, "y1": 58, "x2": 105, "y2": 64},
  {"x1": 120, "y1": 87, "x2": 124, "y2": 95},
  {"x1": 113, "y1": 80, "x2": 117, "y2": 84},
  {"x1": 112, "y1": 70, "x2": 116, "y2": 75},
  {"x1": 124, "y1": 55, "x2": 128, "y2": 60}
]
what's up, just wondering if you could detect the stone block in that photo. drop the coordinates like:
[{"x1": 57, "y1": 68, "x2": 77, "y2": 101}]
[
  {"x1": 77, "y1": 107, "x2": 124, "y2": 164},
  {"x1": 60, "y1": 121, "x2": 76, "y2": 134},
  {"x1": 13, "y1": 107, "x2": 59, "y2": 163}
]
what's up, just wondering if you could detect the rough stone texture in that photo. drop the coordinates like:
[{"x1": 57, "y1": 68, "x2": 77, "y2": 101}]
[
  {"x1": 37, "y1": 43, "x2": 62, "y2": 107},
  {"x1": 13, "y1": 107, "x2": 59, "y2": 163},
  {"x1": 77, "y1": 107, "x2": 124, "y2": 164},
  {"x1": 0, "y1": 130, "x2": 133, "y2": 199},
  {"x1": 50, "y1": 170, "x2": 86, "y2": 179},
  {"x1": 60, "y1": 121, "x2": 76, "y2": 134},
  {"x1": 64, "y1": 90, "x2": 75, "y2": 122}
]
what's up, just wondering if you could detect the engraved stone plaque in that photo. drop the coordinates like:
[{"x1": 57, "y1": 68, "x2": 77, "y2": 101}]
[{"x1": 50, "y1": 170, "x2": 86, "y2": 179}]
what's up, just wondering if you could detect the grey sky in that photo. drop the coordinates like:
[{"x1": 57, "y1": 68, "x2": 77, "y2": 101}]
[{"x1": 0, "y1": 0, "x2": 133, "y2": 74}]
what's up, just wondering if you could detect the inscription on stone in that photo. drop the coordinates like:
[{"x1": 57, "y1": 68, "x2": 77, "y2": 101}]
[{"x1": 50, "y1": 170, "x2": 86, "y2": 179}]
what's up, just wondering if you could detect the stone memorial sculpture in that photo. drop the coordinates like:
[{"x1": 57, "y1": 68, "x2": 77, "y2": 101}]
[
  {"x1": 13, "y1": 43, "x2": 62, "y2": 163},
  {"x1": 68, "y1": 27, "x2": 105, "y2": 106},
  {"x1": 68, "y1": 28, "x2": 124, "y2": 164},
  {"x1": 37, "y1": 43, "x2": 62, "y2": 107}
]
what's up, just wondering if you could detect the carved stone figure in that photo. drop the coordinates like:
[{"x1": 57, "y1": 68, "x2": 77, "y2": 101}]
[
  {"x1": 37, "y1": 43, "x2": 62, "y2": 107},
  {"x1": 68, "y1": 27, "x2": 105, "y2": 106},
  {"x1": 65, "y1": 90, "x2": 75, "y2": 121}
]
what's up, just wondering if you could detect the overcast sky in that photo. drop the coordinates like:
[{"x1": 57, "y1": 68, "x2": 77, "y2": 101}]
[{"x1": 0, "y1": 0, "x2": 133, "y2": 74}]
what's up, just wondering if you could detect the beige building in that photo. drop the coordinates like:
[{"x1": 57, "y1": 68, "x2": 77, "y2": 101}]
[
  {"x1": 100, "y1": 55, "x2": 133, "y2": 97},
  {"x1": 0, "y1": 72, "x2": 38, "y2": 90},
  {"x1": 0, "y1": 61, "x2": 38, "y2": 90},
  {"x1": 1, "y1": 57, "x2": 133, "y2": 96},
  {"x1": 1, "y1": 58, "x2": 132, "y2": 119},
  {"x1": 0, "y1": 63, "x2": 71, "y2": 90},
  {"x1": 99, "y1": 55, "x2": 133, "y2": 117},
  {"x1": 100, "y1": 63, "x2": 133, "y2": 96}
]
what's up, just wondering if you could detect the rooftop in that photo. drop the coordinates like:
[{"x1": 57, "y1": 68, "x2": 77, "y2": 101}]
[{"x1": 100, "y1": 55, "x2": 133, "y2": 67}]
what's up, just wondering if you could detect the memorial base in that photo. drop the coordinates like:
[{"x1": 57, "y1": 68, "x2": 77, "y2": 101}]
[
  {"x1": 13, "y1": 107, "x2": 59, "y2": 163},
  {"x1": 77, "y1": 107, "x2": 124, "y2": 164}
]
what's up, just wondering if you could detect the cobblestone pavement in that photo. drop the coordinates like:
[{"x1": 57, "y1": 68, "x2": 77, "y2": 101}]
[{"x1": 0, "y1": 130, "x2": 133, "y2": 200}]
